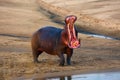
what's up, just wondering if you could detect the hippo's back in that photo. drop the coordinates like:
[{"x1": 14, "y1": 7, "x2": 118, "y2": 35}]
[{"x1": 36, "y1": 26, "x2": 62, "y2": 53}]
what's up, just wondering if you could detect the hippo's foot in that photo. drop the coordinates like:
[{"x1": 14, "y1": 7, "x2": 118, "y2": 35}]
[
  {"x1": 59, "y1": 63, "x2": 64, "y2": 66},
  {"x1": 67, "y1": 58, "x2": 71, "y2": 65},
  {"x1": 59, "y1": 59, "x2": 65, "y2": 66},
  {"x1": 67, "y1": 63, "x2": 71, "y2": 65},
  {"x1": 34, "y1": 59, "x2": 40, "y2": 63}
]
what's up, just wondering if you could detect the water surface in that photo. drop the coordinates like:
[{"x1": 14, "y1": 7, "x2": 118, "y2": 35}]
[{"x1": 45, "y1": 72, "x2": 120, "y2": 80}]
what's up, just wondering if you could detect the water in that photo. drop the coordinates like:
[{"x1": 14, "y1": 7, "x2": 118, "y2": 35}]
[
  {"x1": 45, "y1": 72, "x2": 120, "y2": 80},
  {"x1": 83, "y1": 33, "x2": 119, "y2": 40},
  {"x1": 76, "y1": 28, "x2": 120, "y2": 40},
  {"x1": 87, "y1": 34, "x2": 115, "y2": 40}
]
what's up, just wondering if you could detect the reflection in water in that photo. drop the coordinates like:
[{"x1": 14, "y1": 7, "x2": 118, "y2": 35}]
[
  {"x1": 46, "y1": 72, "x2": 120, "y2": 80},
  {"x1": 59, "y1": 76, "x2": 71, "y2": 80},
  {"x1": 45, "y1": 76, "x2": 71, "y2": 80}
]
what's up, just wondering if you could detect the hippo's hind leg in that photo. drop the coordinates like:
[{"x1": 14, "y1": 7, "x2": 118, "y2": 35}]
[
  {"x1": 66, "y1": 48, "x2": 73, "y2": 65},
  {"x1": 31, "y1": 34, "x2": 43, "y2": 63},
  {"x1": 32, "y1": 50, "x2": 43, "y2": 63}
]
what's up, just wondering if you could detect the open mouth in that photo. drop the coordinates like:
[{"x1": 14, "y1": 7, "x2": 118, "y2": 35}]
[{"x1": 67, "y1": 24, "x2": 80, "y2": 49}]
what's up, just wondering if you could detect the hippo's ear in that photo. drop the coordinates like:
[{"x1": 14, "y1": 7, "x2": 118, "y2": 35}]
[
  {"x1": 74, "y1": 16, "x2": 77, "y2": 21},
  {"x1": 75, "y1": 26, "x2": 78, "y2": 36}
]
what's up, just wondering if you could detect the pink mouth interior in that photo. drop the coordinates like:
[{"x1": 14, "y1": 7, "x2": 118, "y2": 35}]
[{"x1": 68, "y1": 25, "x2": 80, "y2": 48}]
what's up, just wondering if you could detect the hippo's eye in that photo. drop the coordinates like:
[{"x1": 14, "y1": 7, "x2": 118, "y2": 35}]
[{"x1": 66, "y1": 17, "x2": 70, "y2": 21}]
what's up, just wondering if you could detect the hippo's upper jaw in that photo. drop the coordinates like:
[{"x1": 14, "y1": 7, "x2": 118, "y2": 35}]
[{"x1": 65, "y1": 15, "x2": 80, "y2": 49}]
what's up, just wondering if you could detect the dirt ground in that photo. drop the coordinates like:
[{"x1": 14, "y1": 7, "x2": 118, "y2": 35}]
[{"x1": 0, "y1": 0, "x2": 120, "y2": 80}]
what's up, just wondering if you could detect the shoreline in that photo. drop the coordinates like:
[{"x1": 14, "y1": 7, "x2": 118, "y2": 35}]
[{"x1": 15, "y1": 68, "x2": 120, "y2": 80}]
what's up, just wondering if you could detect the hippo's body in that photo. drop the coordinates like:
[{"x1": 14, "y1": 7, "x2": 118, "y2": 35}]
[
  {"x1": 31, "y1": 15, "x2": 80, "y2": 66},
  {"x1": 32, "y1": 27, "x2": 65, "y2": 55}
]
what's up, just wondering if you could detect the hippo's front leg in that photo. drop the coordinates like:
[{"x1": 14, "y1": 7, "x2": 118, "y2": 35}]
[
  {"x1": 66, "y1": 48, "x2": 73, "y2": 65},
  {"x1": 57, "y1": 53, "x2": 65, "y2": 66}
]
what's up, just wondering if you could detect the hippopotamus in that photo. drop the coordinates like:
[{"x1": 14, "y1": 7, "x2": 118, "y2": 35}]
[{"x1": 31, "y1": 15, "x2": 80, "y2": 66}]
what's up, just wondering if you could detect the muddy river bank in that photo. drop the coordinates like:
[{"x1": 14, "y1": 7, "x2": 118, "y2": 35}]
[{"x1": 0, "y1": 0, "x2": 120, "y2": 80}]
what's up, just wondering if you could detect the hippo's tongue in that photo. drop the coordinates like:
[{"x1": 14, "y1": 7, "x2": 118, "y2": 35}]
[
  {"x1": 68, "y1": 36, "x2": 80, "y2": 49},
  {"x1": 68, "y1": 29, "x2": 80, "y2": 49}
]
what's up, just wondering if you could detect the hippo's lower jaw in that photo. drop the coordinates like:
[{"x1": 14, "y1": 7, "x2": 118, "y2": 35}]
[{"x1": 68, "y1": 39, "x2": 80, "y2": 49}]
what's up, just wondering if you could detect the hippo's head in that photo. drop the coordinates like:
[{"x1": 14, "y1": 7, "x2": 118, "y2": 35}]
[{"x1": 65, "y1": 15, "x2": 80, "y2": 49}]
